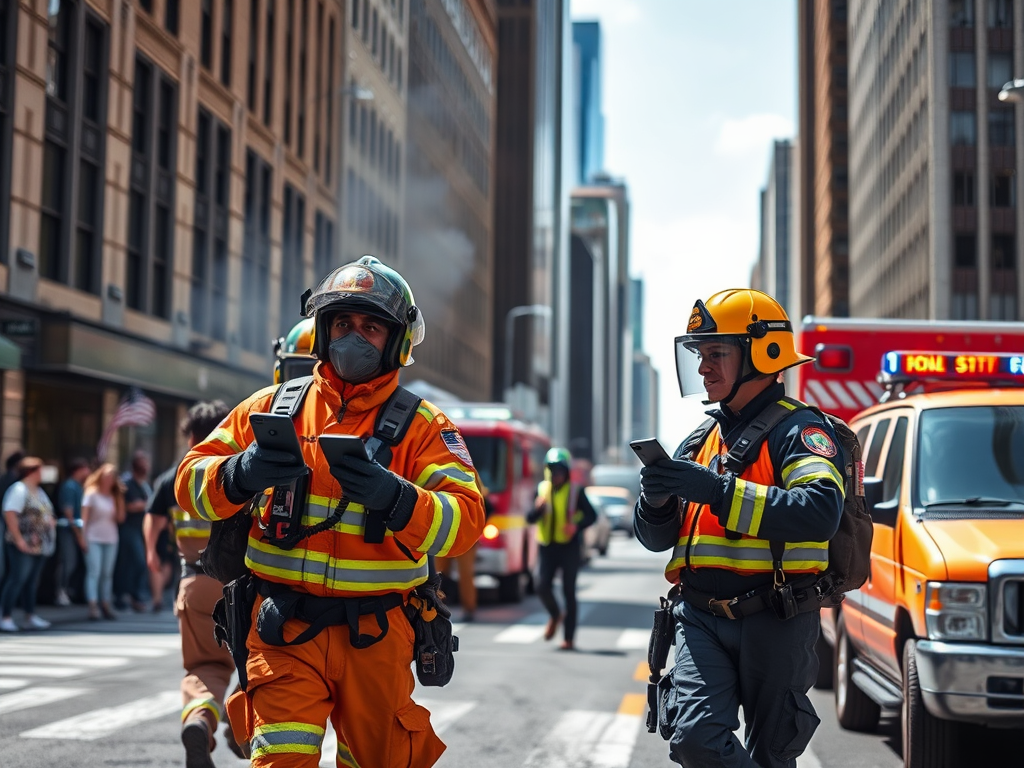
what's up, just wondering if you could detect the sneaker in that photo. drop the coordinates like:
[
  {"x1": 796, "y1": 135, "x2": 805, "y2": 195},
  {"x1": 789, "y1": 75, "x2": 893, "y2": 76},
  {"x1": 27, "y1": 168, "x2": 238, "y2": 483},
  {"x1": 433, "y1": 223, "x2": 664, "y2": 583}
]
[
  {"x1": 181, "y1": 717, "x2": 216, "y2": 768},
  {"x1": 543, "y1": 613, "x2": 563, "y2": 641},
  {"x1": 25, "y1": 615, "x2": 51, "y2": 630},
  {"x1": 0, "y1": 617, "x2": 18, "y2": 632},
  {"x1": 54, "y1": 590, "x2": 71, "y2": 607}
]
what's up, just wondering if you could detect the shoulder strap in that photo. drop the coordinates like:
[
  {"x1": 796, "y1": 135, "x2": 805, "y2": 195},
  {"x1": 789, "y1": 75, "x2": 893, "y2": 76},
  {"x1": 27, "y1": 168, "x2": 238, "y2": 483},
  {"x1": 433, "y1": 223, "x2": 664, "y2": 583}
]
[
  {"x1": 723, "y1": 397, "x2": 805, "y2": 473},
  {"x1": 679, "y1": 417, "x2": 718, "y2": 459},
  {"x1": 374, "y1": 386, "x2": 423, "y2": 446},
  {"x1": 269, "y1": 375, "x2": 315, "y2": 418}
]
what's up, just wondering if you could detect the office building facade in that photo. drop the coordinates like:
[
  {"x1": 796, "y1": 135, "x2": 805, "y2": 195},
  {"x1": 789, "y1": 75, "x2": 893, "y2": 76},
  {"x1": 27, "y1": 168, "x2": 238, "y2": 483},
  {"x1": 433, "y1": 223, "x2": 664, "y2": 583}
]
[
  {"x1": 0, "y1": 0, "x2": 343, "y2": 470},
  {"x1": 848, "y1": 0, "x2": 1021, "y2": 319},
  {"x1": 756, "y1": 140, "x2": 796, "y2": 316},
  {"x1": 572, "y1": 19, "x2": 603, "y2": 185}
]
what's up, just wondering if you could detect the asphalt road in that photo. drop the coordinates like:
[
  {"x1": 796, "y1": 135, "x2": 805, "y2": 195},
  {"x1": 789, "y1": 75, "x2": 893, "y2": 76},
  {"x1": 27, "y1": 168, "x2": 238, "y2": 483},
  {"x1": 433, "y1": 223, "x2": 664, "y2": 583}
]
[{"x1": 0, "y1": 536, "x2": 1014, "y2": 767}]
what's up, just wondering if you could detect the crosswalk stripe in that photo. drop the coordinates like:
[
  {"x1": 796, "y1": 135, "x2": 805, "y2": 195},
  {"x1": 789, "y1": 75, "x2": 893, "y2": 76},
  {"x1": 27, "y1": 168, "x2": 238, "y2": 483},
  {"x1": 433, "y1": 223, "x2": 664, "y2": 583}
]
[
  {"x1": 0, "y1": 665, "x2": 84, "y2": 678},
  {"x1": 0, "y1": 642, "x2": 172, "y2": 658},
  {"x1": 20, "y1": 690, "x2": 181, "y2": 740},
  {"x1": 615, "y1": 629, "x2": 649, "y2": 649},
  {"x1": 0, "y1": 686, "x2": 90, "y2": 715},
  {"x1": 522, "y1": 710, "x2": 642, "y2": 768},
  {"x1": 494, "y1": 614, "x2": 549, "y2": 644},
  {"x1": 23, "y1": 633, "x2": 181, "y2": 649},
  {"x1": 0, "y1": 679, "x2": 27, "y2": 690},
  {"x1": 0, "y1": 655, "x2": 130, "y2": 668}
]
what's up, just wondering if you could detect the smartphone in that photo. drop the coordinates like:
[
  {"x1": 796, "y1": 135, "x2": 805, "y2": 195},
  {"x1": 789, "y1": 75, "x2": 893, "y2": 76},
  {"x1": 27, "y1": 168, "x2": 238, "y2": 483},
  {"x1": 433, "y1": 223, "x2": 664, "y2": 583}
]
[
  {"x1": 319, "y1": 434, "x2": 369, "y2": 465},
  {"x1": 249, "y1": 413, "x2": 305, "y2": 461},
  {"x1": 630, "y1": 438, "x2": 674, "y2": 467}
]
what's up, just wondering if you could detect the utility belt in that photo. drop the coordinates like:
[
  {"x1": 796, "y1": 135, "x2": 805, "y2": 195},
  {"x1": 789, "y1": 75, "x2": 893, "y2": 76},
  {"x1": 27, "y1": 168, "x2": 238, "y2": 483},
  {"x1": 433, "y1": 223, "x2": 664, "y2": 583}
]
[
  {"x1": 180, "y1": 558, "x2": 207, "y2": 580},
  {"x1": 679, "y1": 573, "x2": 822, "y2": 622}
]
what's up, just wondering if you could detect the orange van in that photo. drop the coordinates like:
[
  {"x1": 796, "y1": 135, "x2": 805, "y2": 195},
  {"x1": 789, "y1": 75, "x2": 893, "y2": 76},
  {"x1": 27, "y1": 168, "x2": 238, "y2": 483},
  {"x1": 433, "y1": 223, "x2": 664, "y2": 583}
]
[{"x1": 817, "y1": 350, "x2": 1024, "y2": 767}]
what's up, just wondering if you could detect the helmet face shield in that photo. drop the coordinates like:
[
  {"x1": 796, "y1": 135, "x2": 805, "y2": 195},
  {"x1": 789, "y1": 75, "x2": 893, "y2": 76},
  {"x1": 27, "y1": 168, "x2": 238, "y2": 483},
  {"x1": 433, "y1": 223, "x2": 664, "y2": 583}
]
[{"x1": 675, "y1": 335, "x2": 746, "y2": 401}]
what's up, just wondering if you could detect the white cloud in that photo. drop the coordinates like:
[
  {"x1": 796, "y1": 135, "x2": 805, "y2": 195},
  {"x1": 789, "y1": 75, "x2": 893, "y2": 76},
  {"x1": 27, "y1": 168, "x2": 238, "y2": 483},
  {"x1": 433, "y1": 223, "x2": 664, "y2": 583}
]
[
  {"x1": 572, "y1": 0, "x2": 642, "y2": 25},
  {"x1": 713, "y1": 113, "x2": 794, "y2": 158}
]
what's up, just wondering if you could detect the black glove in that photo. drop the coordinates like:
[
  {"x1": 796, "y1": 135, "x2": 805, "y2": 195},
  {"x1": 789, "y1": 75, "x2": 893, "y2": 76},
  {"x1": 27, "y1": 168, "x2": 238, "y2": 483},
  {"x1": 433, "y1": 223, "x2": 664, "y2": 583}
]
[
  {"x1": 222, "y1": 442, "x2": 307, "y2": 503},
  {"x1": 639, "y1": 458, "x2": 730, "y2": 508},
  {"x1": 330, "y1": 456, "x2": 417, "y2": 530}
]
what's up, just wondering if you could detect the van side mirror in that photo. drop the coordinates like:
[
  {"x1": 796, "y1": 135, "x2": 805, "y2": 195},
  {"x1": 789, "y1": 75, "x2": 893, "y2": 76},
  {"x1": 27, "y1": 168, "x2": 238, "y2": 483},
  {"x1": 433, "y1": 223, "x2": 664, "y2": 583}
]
[{"x1": 863, "y1": 477, "x2": 898, "y2": 527}]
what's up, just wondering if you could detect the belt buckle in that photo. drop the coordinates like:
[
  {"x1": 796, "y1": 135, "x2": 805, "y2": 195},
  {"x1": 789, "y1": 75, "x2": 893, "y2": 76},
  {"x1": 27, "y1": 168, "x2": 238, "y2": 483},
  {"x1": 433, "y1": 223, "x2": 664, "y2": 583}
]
[{"x1": 708, "y1": 597, "x2": 737, "y2": 620}]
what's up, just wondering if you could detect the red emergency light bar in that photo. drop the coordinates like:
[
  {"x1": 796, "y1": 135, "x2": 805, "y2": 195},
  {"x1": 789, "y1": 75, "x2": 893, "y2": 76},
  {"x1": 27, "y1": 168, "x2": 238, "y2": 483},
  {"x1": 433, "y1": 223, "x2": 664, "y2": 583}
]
[{"x1": 880, "y1": 350, "x2": 1024, "y2": 382}]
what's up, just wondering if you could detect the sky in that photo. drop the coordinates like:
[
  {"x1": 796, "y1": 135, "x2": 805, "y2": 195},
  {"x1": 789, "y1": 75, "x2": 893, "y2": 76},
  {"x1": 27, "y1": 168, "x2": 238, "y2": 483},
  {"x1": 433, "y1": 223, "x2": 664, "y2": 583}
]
[{"x1": 570, "y1": 0, "x2": 797, "y2": 445}]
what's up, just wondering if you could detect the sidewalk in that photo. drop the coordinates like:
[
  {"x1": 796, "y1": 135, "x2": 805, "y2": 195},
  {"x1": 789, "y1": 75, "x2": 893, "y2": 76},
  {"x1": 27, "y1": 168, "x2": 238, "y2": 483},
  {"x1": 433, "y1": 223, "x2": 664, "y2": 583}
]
[{"x1": 2, "y1": 600, "x2": 178, "y2": 631}]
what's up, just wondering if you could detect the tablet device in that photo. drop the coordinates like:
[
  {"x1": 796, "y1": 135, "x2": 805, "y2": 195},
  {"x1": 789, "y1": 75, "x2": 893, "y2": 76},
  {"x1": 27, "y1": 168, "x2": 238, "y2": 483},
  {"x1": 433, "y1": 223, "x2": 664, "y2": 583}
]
[
  {"x1": 249, "y1": 413, "x2": 304, "y2": 461},
  {"x1": 319, "y1": 434, "x2": 369, "y2": 465},
  {"x1": 629, "y1": 438, "x2": 674, "y2": 467}
]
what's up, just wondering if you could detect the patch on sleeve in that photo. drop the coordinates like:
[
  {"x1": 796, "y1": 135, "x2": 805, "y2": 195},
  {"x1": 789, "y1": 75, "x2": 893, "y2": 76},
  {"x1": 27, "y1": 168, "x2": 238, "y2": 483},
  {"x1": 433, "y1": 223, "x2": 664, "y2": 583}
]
[
  {"x1": 441, "y1": 429, "x2": 474, "y2": 467},
  {"x1": 801, "y1": 426, "x2": 838, "y2": 457}
]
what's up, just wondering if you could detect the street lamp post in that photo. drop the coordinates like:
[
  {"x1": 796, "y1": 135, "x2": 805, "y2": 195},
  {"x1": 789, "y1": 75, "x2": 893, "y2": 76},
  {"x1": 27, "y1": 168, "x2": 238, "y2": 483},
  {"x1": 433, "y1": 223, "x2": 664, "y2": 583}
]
[{"x1": 504, "y1": 304, "x2": 552, "y2": 405}]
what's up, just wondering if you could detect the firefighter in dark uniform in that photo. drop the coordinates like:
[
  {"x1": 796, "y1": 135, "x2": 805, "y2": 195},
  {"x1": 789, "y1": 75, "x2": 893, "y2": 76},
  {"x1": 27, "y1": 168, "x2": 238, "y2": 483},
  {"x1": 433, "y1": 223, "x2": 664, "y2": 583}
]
[{"x1": 635, "y1": 289, "x2": 845, "y2": 768}]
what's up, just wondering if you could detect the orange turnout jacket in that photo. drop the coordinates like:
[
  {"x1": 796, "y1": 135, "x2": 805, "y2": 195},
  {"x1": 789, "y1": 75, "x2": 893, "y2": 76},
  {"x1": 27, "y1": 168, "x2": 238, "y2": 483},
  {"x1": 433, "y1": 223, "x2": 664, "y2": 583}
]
[{"x1": 174, "y1": 365, "x2": 486, "y2": 598}]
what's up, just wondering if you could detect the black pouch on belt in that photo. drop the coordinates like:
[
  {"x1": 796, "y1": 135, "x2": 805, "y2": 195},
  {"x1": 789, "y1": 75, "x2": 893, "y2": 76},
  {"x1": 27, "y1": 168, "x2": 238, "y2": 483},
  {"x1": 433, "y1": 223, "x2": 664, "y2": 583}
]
[
  {"x1": 404, "y1": 573, "x2": 458, "y2": 687},
  {"x1": 646, "y1": 585, "x2": 680, "y2": 734},
  {"x1": 212, "y1": 573, "x2": 258, "y2": 691}
]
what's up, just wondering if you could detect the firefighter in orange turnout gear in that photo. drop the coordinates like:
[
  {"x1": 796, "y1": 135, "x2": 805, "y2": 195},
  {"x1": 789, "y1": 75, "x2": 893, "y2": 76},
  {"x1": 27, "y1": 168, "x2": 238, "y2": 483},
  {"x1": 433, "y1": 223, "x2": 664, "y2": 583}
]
[
  {"x1": 635, "y1": 290, "x2": 845, "y2": 768},
  {"x1": 144, "y1": 400, "x2": 241, "y2": 767},
  {"x1": 174, "y1": 256, "x2": 486, "y2": 768}
]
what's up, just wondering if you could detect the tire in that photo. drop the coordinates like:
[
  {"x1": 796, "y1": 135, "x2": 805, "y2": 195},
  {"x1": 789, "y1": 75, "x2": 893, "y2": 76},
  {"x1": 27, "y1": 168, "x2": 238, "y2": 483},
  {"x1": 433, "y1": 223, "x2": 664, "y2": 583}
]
[
  {"x1": 834, "y1": 613, "x2": 880, "y2": 731},
  {"x1": 497, "y1": 572, "x2": 525, "y2": 603},
  {"x1": 813, "y1": 628, "x2": 834, "y2": 690},
  {"x1": 903, "y1": 639, "x2": 963, "y2": 768}
]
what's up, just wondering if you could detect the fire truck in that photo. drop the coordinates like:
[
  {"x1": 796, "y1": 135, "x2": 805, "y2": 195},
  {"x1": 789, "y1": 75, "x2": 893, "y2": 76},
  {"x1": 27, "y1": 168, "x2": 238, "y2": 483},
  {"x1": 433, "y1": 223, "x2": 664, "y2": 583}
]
[
  {"x1": 793, "y1": 317, "x2": 1024, "y2": 423},
  {"x1": 442, "y1": 403, "x2": 550, "y2": 603}
]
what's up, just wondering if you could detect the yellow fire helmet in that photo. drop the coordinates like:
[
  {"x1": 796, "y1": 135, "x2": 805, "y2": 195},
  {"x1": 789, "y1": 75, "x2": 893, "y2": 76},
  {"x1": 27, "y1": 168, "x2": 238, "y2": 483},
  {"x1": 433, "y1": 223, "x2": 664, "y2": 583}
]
[
  {"x1": 675, "y1": 289, "x2": 812, "y2": 401},
  {"x1": 273, "y1": 318, "x2": 317, "y2": 384},
  {"x1": 301, "y1": 255, "x2": 424, "y2": 371}
]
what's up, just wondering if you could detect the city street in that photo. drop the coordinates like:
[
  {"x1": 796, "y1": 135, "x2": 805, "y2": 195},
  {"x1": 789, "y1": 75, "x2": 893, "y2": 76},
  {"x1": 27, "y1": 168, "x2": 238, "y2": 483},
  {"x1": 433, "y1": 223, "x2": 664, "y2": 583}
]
[{"x1": 6, "y1": 534, "x2": 1016, "y2": 768}]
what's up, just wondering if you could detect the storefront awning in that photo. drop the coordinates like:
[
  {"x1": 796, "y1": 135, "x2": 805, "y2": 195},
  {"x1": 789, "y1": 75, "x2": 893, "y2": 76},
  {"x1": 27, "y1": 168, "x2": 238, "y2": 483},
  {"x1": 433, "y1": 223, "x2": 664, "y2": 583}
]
[{"x1": 0, "y1": 334, "x2": 21, "y2": 370}]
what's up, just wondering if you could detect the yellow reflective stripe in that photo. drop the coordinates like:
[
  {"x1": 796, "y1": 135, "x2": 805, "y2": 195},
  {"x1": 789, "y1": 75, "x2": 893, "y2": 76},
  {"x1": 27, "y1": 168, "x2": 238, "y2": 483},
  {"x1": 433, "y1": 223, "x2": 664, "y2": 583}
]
[
  {"x1": 181, "y1": 697, "x2": 220, "y2": 723},
  {"x1": 777, "y1": 398, "x2": 799, "y2": 410},
  {"x1": 337, "y1": 741, "x2": 361, "y2": 768},
  {"x1": 416, "y1": 405, "x2": 436, "y2": 424},
  {"x1": 251, "y1": 721, "x2": 324, "y2": 758},
  {"x1": 782, "y1": 457, "x2": 845, "y2": 497},
  {"x1": 188, "y1": 457, "x2": 221, "y2": 521},
  {"x1": 208, "y1": 427, "x2": 243, "y2": 453},
  {"x1": 665, "y1": 536, "x2": 829, "y2": 575},
  {"x1": 433, "y1": 492, "x2": 462, "y2": 557},
  {"x1": 726, "y1": 479, "x2": 768, "y2": 537},
  {"x1": 414, "y1": 462, "x2": 476, "y2": 492}
]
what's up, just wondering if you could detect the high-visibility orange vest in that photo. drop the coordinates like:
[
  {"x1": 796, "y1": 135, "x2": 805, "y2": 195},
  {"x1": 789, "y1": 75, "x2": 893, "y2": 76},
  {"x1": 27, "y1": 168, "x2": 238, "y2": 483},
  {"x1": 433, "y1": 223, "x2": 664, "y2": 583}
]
[{"x1": 665, "y1": 425, "x2": 831, "y2": 582}]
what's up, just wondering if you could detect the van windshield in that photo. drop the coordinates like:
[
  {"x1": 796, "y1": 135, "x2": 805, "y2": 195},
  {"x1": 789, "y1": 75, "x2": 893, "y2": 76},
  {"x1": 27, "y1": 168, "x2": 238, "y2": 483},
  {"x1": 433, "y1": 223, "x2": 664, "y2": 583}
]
[
  {"x1": 462, "y1": 435, "x2": 508, "y2": 493},
  {"x1": 916, "y1": 406, "x2": 1024, "y2": 508}
]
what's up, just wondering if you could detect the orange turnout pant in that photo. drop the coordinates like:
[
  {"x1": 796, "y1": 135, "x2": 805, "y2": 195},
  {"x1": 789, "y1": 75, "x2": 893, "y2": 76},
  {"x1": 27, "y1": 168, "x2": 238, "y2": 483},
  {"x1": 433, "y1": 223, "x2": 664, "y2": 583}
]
[{"x1": 226, "y1": 596, "x2": 444, "y2": 768}]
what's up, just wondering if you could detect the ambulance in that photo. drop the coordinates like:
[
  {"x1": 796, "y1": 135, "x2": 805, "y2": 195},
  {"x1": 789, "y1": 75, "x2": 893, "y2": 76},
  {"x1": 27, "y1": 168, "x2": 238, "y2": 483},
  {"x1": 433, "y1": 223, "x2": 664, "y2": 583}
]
[{"x1": 806, "y1": 340, "x2": 1024, "y2": 767}]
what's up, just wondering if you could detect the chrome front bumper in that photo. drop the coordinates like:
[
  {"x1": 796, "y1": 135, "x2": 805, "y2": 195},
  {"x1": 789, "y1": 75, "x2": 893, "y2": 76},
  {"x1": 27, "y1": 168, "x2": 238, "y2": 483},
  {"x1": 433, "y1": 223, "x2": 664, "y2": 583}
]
[{"x1": 916, "y1": 640, "x2": 1024, "y2": 725}]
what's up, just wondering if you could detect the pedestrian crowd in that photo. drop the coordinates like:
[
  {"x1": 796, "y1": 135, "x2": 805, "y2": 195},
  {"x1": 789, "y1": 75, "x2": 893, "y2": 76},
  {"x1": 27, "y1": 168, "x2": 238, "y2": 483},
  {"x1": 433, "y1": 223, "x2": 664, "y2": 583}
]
[{"x1": 0, "y1": 446, "x2": 177, "y2": 632}]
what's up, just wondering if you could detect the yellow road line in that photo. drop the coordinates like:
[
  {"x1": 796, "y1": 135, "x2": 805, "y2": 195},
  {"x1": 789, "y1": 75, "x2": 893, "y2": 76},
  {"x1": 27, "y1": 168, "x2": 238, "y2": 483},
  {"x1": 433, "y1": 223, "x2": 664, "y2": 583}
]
[
  {"x1": 618, "y1": 693, "x2": 647, "y2": 716},
  {"x1": 633, "y1": 661, "x2": 648, "y2": 682}
]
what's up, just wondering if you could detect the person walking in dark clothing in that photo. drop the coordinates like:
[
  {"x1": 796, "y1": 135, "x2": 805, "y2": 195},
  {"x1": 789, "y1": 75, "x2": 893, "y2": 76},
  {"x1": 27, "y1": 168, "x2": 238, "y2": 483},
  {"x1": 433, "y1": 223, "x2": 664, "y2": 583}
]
[
  {"x1": 527, "y1": 447, "x2": 596, "y2": 650},
  {"x1": 113, "y1": 450, "x2": 151, "y2": 612},
  {"x1": 0, "y1": 450, "x2": 25, "y2": 588},
  {"x1": 54, "y1": 458, "x2": 89, "y2": 605}
]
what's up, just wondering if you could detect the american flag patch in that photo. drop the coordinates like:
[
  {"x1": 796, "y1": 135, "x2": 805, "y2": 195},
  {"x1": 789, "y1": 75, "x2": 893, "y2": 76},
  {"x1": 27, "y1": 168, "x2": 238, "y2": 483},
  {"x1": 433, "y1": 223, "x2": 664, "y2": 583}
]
[{"x1": 441, "y1": 430, "x2": 474, "y2": 467}]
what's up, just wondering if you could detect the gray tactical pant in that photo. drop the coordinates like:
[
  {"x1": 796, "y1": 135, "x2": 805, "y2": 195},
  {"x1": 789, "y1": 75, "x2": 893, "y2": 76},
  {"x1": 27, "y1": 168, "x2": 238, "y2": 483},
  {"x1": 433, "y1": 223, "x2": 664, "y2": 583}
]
[{"x1": 663, "y1": 601, "x2": 821, "y2": 768}]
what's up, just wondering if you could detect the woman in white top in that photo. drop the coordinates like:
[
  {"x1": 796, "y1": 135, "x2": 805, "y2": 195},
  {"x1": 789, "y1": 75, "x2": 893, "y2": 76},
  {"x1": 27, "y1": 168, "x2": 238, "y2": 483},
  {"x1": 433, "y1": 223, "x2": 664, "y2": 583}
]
[
  {"x1": 0, "y1": 457, "x2": 57, "y2": 631},
  {"x1": 81, "y1": 463, "x2": 126, "y2": 620}
]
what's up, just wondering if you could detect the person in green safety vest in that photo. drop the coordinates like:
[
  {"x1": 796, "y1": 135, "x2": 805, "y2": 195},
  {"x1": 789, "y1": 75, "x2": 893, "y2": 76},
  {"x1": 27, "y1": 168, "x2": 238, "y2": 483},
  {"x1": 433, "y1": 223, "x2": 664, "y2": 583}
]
[{"x1": 527, "y1": 447, "x2": 597, "y2": 650}]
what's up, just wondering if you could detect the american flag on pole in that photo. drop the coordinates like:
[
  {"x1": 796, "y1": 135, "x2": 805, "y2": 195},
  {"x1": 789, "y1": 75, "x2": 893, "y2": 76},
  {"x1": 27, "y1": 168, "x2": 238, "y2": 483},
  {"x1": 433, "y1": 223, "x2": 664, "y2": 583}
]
[{"x1": 96, "y1": 387, "x2": 157, "y2": 460}]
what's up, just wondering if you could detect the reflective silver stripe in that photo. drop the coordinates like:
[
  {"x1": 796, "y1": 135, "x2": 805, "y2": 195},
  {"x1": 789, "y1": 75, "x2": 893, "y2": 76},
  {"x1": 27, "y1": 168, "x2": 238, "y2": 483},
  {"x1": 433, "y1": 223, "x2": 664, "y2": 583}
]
[
  {"x1": 171, "y1": 516, "x2": 212, "y2": 533},
  {"x1": 423, "y1": 492, "x2": 459, "y2": 556},
  {"x1": 417, "y1": 464, "x2": 476, "y2": 491},
  {"x1": 189, "y1": 458, "x2": 220, "y2": 520},
  {"x1": 783, "y1": 458, "x2": 845, "y2": 493},
  {"x1": 252, "y1": 729, "x2": 323, "y2": 749},
  {"x1": 245, "y1": 540, "x2": 429, "y2": 590},
  {"x1": 730, "y1": 480, "x2": 759, "y2": 535},
  {"x1": 305, "y1": 497, "x2": 365, "y2": 528}
]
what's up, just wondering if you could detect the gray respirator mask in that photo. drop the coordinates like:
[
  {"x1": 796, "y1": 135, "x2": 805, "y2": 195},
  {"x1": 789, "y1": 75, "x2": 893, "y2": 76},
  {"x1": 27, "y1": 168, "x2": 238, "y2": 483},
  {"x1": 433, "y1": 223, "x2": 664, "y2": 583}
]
[{"x1": 328, "y1": 333, "x2": 383, "y2": 383}]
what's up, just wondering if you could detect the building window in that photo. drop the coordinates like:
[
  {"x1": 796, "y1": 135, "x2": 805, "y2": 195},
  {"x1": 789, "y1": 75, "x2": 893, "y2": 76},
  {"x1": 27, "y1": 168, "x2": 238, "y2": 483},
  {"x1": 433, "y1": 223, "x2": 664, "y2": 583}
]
[
  {"x1": 949, "y1": 52, "x2": 975, "y2": 87},
  {"x1": 241, "y1": 149, "x2": 272, "y2": 352},
  {"x1": 38, "y1": 1, "x2": 108, "y2": 294},
  {"x1": 954, "y1": 233, "x2": 976, "y2": 268},
  {"x1": 950, "y1": 111, "x2": 976, "y2": 145},
  {"x1": 990, "y1": 110, "x2": 1015, "y2": 146},
  {"x1": 247, "y1": 0, "x2": 259, "y2": 111},
  {"x1": 954, "y1": 171, "x2": 974, "y2": 205},
  {"x1": 988, "y1": 0, "x2": 1012, "y2": 27},
  {"x1": 281, "y1": 184, "x2": 305, "y2": 336},
  {"x1": 138, "y1": 0, "x2": 152, "y2": 12},
  {"x1": 191, "y1": 109, "x2": 230, "y2": 340},
  {"x1": 221, "y1": 0, "x2": 232, "y2": 85},
  {"x1": 314, "y1": 210, "x2": 334, "y2": 279},
  {"x1": 988, "y1": 53, "x2": 1012, "y2": 90},
  {"x1": 952, "y1": 293, "x2": 979, "y2": 319},
  {"x1": 297, "y1": 0, "x2": 307, "y2": 157},
  {"x1": 263, "y1": 0, "x2": 274, "y2": 127},
  {"x1": 313, "y1": 0, "x2": 323, "y2": 172},
  {"x1": 325, "y1": 16, "x2": 335, "y2": 184},
  {"x1": 351, "y1": 0, "x2": 357, "y2": 28},
  {"x1": 993, "y1": 234, "x2": 1015, "y2": 269},
  {"x1": 361, "y1": 0, "x2": 368, "y2": 44},
  {"x1": 991, "y1": 293, "x2": 1016, "y2": 320},
  {"x1": 200, "y1": 0, "x2": 213, "y2": 68},
  {"x1": 992, "y1": 171, "x2": 1015, "y2": 207},
  {"x1": 165, "y1": 0, "x2": 179, "y2": 34},
  {"x1": 950, "y1": 0, "x2": 973, "y2": 26},
  {"x1": 0, "y1": 0, "x2": 14, "y2": 265},
  {"x1": 284, "y1": 0, "x2": 294, "y2": 145},
  {"x1": 126, "y1": 55, "x2": 177, "y2": 318}
]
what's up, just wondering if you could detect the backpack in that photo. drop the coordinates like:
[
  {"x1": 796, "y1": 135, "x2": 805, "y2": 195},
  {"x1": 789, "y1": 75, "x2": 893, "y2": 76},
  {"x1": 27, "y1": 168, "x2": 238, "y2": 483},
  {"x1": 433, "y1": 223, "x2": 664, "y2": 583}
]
[
  {"x1": 200, "y1": 376, "x2": 422, "y2": 584},
  {"x1": 678, "y1": 396, "x2": 872, "y2": 607}
]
